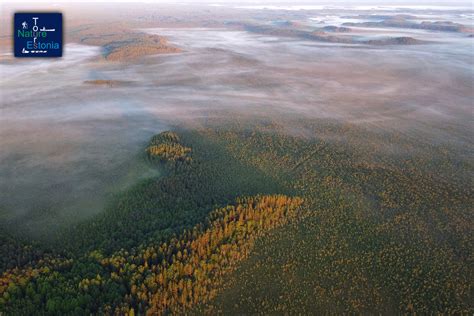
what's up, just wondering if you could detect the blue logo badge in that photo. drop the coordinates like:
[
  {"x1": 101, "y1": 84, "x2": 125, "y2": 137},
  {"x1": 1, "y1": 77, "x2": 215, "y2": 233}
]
[{"x1": 14, "y1": 13, "x2": 63, "y2": 57}]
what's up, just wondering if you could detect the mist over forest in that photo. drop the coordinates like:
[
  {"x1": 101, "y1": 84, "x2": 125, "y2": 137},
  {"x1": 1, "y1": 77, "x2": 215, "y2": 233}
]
[{"x1": 0, "y1": 2, "x2": 472, "y2": 314}]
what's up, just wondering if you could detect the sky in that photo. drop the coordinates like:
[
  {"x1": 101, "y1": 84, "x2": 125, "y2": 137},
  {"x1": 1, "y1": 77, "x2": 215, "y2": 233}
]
[{"x1": 3, "y1": 0, "x2": 472, "y2": 4}]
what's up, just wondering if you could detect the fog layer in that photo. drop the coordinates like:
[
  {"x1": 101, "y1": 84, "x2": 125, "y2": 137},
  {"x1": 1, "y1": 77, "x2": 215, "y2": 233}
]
[{"x1": 0, "y1": 4, "x2": 472, "y2": 236}]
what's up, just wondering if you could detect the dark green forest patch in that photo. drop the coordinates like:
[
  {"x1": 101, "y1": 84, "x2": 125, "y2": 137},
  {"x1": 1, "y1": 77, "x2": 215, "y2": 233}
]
[{"x1": 0, "y1": 129, "x2": 292, "y2": 315}]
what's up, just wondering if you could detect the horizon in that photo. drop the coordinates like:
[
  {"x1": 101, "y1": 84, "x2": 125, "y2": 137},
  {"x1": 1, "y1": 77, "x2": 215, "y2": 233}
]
[{"x1": 2, "y1": 0, "x2": 473, "y2": 5}]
